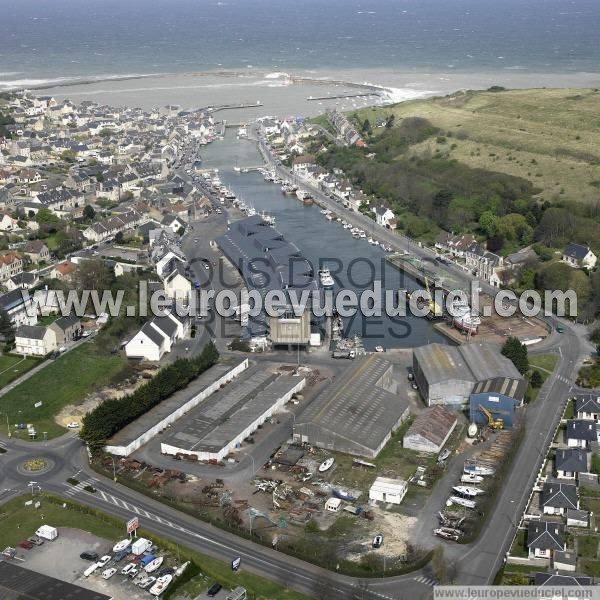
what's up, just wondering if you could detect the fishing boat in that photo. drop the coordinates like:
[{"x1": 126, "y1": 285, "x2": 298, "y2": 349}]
[
  {"x1": 451, "y1": 299, "x2": 481, "y2": 335},
  {"x1": 149, "y1": 574, "x2": 172, "y2": 596},
  {"x1": 319, "y1": 268, "x2": 334, "y2": 287},
  {"x1": 452, "y1": 485, "x2": 484, "y2": 498},
  {"x1": 318, "y1": 457, "x2": 335, "y2": 472},
  {"x1": 460, "y1": 473, "x2": 483, "y2": 484},
  {"x1": 145, "y1": 556, "x2": 164, "y2": 573},
  {"x1": 448, "y1": 495, "x2": 476, "y2": 509},
  {"x1": 332, "y1": 488, "x2": 356, "y2": 502},
  {"x1": 112, "y1": 539, "x2": 130, "y2": 553}
]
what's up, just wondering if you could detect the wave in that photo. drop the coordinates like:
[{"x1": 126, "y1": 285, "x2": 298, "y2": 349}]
[{"x1": 0, "y1": 72, "x2": 170, "y2": 91}]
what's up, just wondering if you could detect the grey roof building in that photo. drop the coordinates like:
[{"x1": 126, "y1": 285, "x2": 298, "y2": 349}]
[
  {"x1": 555, "y1": 448, "x2": 589, "y2": 478},
  {"x1": 413, "y1": 342, "x2": 524, "y2": 406},
  {"x1": 566, "y1": 419, "x2": 600, "y2": 447},
  {"x1": 574, "y1": 393, "x2": 600, "y2": 419},
  {"x1": 293, "y1": 356, "x2": 410, "y2": 458},
  {"x1": 533, "y1": 572, "x2": 592, "y2": 586},
  {"x1": 527, "y1": 520, "x2": 565, "y2": 553},
  {"x1": 402, "y1": 405, "x2": 457, "y2": 454},
  {"x1": 541, "y1": 480, "x2": 578, "y2": 513}
]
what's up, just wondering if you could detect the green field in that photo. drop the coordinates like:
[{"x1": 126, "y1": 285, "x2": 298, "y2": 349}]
[
  {"x1": 0, "y1": 494, "x2": 308, "y2": 600},
  {"x1": 529, "y1": 354, "x2": 559, "y2": 374},
  {"x1": 353, "y1": 87, "x2": 600, "y2": 204},
  {"x1": 1, "y1": 339, "x2": 126, "y2": 439},
  {"x1": 0, "y1": 354, "x2": 41, "y2": 390}
]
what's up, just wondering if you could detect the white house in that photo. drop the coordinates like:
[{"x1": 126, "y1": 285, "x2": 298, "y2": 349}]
[
  {"x1": 163, "y1": 264, "x2": 192, "y2": 303},
  {"x1": 0, "y1": 213, "x2": 19, "y2": 232},
  {"x1": 15, "y1": 324, "x2": 57, "y2": 356},
  {"x1": 0, "y1": 289, "x2": 37, "y2": 327},
  {"x1": 566, "y1": 419, "x2": 600, "y2": 449},
  {"x1": 125, "y1": 322, "x2": 169, "y2": 361},
  {"x1": 541, "y1": 481, "x2": 578, "y2": 516},
  {"x1": 372, "y1": 206, "x2": 395, "y2": 229},
  {"x1": 562, "y1": 243, "x2": 597, "y2": 270},
  {"x1": 527, "y1": 521, "x2": 565, "y2": 561},
  {"x1": 369, "y1": 477, "x2": 408, "y2": 505}
]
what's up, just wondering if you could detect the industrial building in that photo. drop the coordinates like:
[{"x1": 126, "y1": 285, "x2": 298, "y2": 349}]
[
  {"x1": 105, "y1": 356, "x2": 249, "y2": 456},
  {"x1": 413, "y1": 342, "x2": 524, "y2": 406},
  {"x1": 469, "y1": 376, "x2": 526, "y2": 428},
  {"x1": 216, "y1": 215, "x2": 320, "y2": 347},
  {"x1": 402, "y1": 405, "x2": 457, "y2": 454},
  {"x1": 293, "y1": 356, "x2": 410, "y2": 458},
  {"x1": 161, "y1": 366, "x2": 305, "y2": 462}
]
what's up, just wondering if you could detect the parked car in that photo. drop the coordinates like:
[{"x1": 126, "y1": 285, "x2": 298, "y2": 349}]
[
  {"x1": 27, "y1": 536, "x2": 44, "y2": 546},
  {"x1": 372, "y1": 534, "x2": 384, "y2": 549},
  {"x1": 438, "y1": 449, "x2": 451, "y2": 462},
  {"x1": 127, "y1": 567, "x2": 139, "y2": 579},
  {"x1": 18, "y1": 540, "x2": 34, "y2": 550},
  {"x1": 138, "y1": 576, "x2": 155, "y2": 589},
  {"x1": 80, "y1": 550, "x2": 99, "y2": 561},
  {"x1": 101, "y1": 568, "x2": 117, "y2": 579},
  {"x1": 121, "y1": 563, "x2": 136, "y2": 575},
  {"x1": 97, "y1": 555, "x2": 111, "y2": 567},
  {"x1": 207, "y1": 583, "x2": 223, "y2": 597},
  {"x1": 113, "y1": 548, "x2": 131, "y2": 562},
  {"x1": 67, "y1": 422, "x2": 79, "y2": 429}
]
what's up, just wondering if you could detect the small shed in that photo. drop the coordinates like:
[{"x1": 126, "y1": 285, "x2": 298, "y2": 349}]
[
  {"x1": 369, "y1": 477, "x2": 407, "y2": 505},
  {"x1": 566, "y1": 509, "x2": 589, "y2": 528},
  {"x1": 553, "y1": 549, "x2": 577, "y2": 572},
  {"x1": 325, "y1": 497, "x2": 342, "y2": 513}
]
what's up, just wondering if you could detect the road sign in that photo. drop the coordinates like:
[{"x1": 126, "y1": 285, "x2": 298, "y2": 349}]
[
  {"x1": 231, "y1": 556, "x2": 241, "y2": 571},
  {"x1": 126, "y1": 517, "x2": 139, "y2": 534}
]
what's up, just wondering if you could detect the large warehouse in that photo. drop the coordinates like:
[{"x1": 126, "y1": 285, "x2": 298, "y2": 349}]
[
  {"x1": 293, "y1": 356, "x2": 410, "y2": 458},
  {"x1": 413, "y1": 342, "x2": 524, "y2": 406},
  {"x1": 161, "y1": 366, "x2": 305, "y2": 462},
  {"x1": 216, "y1": 215, "x2": 320, "y2": 346}
]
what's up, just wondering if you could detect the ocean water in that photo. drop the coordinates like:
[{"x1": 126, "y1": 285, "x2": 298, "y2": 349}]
[{"x1": 2, "y1": 0, "x2": 600, "y2": 89}]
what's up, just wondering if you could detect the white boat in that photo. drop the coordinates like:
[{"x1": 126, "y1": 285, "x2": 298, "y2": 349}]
[
  {"x1": 452, "y1": 485, "x2": 484, "y2": 498},
  {"x1": 319, "y1": 268, "x2": 334, "y2": 287},
  {"x1": 448, "y1": 495, "x2": 476, "y2": 509},
  {"x1": 112, "y1": 539, "x2": 130, "y2": 553},
  {"x1": 233, "y1": 166, "x2": 241, "y2": 173},
  {"x1": 144, "y1": 556, "x2": 164, "y2": 573},
  {"x1": 149, "y1": 574, "x2": 172, "y2": 596},
  {"x1": 374, "y1": 346, "x2": 384, "y2": 353},
  {"x1": 319, "y1": 457, "x2": 335, "y2": 472},
  {"x1": 463, "y1": 463, "x2": 495, "y2": 477},
  {"x1": 451, "y1": 299, "x2": 481, "y2": 335},
  {"x1": 174, "y1": 561, "x2": 190, "y2": 577},
  {"x1": 460, "y1": 473, "x2": 483, "y2": 484}
]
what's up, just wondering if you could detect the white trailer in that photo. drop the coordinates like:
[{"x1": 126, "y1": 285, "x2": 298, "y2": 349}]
[
  {"x1": 132, "y1": 537, "x2": 151, "y2": 556},
  {"x1": 35, "y1": 525, "x2": 58, "y2": 541}
]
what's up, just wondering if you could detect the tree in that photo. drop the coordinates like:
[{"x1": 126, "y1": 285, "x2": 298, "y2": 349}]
[
  {"x1": 385, "y1": 114, "x2": 395, "y2": 129},
  {"x1": 479, "y1": 210, "x2": 498, "y2": 236},
  {"x1": 114, "y1": 231, "x2": 124, "y2": 244},
  {"x1": 362, "y1": 119, "x2": 371, "y2": 134},
  {"x1": 35, "y1": 207, "x2": 60, "y2": 226},
  {"x1": 76, "y1": 259, "x2": 114, "y2": 292},
  {"x1": 530, "y1": 370, "x2": 543, "y2": 388},
  {"x1": 83, "y1": 205, "x2": 96, "y2": 221},
  {"x1": 0, "y1": 309, "x2": 15, "y2": 351},
  {"x1": 502, "y1": 336, "x2": 529, "y2": 375}
]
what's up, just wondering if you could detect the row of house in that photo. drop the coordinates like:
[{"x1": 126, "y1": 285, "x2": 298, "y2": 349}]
[{"x1": 15, "y1": 315, "x2": 81, "y2": 356}]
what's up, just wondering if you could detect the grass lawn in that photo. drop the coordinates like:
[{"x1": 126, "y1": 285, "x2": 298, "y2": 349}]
[
  {"x1": 581, "y1": 496, "x2": 600, "y2": 513},
  {"x1": 576, "y1": 534, "x2": 599, "y2": 558},
  {"x1": 36, "y1": 314, "x2": 59, "y2": 326},
  {"x1": 2, "y1": 339, "x2": 126, "y2": 439},
  {"x1": 529, "y1": 354, "x2": 559, "y2": 374},
  {"x1": 0, "y1": 494, "x2": 308, "y2": 600},
  {"x1": 0, "y1": 354, "x2": 42, "y2": 390},
  {"x1": 580, "y1": 559, "x2": 600, "y2": 577},
  {"x1": 509, "y1": 529, "x2": 528, "y2": 558}
]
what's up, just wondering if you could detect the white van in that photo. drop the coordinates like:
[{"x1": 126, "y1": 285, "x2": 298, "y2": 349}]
[
  {"x1": 227, "y1": 587, "x2": 247, "y2": 600},
  {"x1": 84, "y1": 562, "x2": 99, "y2": 577}
]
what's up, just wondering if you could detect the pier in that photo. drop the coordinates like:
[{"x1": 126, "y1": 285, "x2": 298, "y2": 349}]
[{"x1": 307, "y1": 92, "x2": 379, "y2": 101}]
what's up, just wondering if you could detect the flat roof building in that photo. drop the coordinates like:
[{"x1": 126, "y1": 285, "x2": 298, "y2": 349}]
[
  {"x1": 413, "y1": 342, "x2": 524, "y2": 406},
  {"x1": 0, "y1": 562, "x2": 111, "y2": 600},
  {"x1": 293, "y1": 356, "x2": 410, "y2": 458},
  {"x1": 161, "y1": 365, "x2": 305, "y2": 462}
]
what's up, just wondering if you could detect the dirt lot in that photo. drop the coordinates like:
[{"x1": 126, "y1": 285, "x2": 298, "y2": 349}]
[{"x1": 19, "y1": 528, "x2": 149, "y2": 600}]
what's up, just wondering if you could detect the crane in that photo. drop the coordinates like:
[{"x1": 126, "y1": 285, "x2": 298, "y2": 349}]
[{"x1": 478, "y1": 405, "x2": 504, "y2": 430}]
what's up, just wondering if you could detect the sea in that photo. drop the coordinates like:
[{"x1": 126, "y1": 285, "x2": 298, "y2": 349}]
[{"x1": 2, "y1": 0, "x2": 600, "y2": 115}]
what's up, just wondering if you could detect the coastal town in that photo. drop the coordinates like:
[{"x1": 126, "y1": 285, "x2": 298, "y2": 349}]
[{"x1": 0, "y1": 81, "x2": 598, "y2": 600}]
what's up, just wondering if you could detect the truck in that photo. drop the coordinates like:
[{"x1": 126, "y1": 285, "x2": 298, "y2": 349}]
[
  {"x1": 35, "y1": 525, "x2": 58, "y2": 541},
  {"x1": 131, "y1": 537, "x2": 151, "y2": 556},
  {"x1": 332, "y1": 349, "x2": 356, "y2": 359}
]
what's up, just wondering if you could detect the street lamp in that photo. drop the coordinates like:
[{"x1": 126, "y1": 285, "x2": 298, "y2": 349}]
[{"x1": 111, "y1": 456, "x2": 117, "y2": 481}]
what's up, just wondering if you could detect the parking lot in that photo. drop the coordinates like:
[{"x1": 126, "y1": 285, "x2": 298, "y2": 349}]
[{"x1": 19, "y1": 528, "x2": 150, "y2": 600}]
